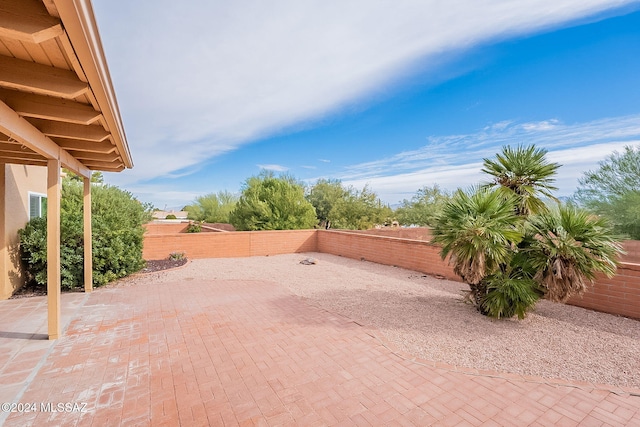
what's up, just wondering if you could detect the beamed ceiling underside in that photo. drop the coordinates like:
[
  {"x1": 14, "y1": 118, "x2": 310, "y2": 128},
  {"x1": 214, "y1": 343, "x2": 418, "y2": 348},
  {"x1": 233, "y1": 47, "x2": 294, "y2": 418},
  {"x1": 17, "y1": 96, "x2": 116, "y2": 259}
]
[{"x1": 0, "y1": 0, "x2": 130, "y2": 175}]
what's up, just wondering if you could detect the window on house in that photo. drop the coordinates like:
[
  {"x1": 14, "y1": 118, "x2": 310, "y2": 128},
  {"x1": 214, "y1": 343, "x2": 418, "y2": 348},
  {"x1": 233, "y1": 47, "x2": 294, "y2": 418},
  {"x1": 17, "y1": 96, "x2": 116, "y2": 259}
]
[{"x1": 29, "y1": 193, "x2": 47, "y2": 219}]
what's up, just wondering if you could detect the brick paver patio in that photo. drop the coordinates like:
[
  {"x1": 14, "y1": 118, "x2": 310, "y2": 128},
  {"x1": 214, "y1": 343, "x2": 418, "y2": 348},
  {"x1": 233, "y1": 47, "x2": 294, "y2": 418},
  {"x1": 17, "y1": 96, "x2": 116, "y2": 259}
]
[{"x1": 1, "y1": 271, "x2": 639, "y2": 426}]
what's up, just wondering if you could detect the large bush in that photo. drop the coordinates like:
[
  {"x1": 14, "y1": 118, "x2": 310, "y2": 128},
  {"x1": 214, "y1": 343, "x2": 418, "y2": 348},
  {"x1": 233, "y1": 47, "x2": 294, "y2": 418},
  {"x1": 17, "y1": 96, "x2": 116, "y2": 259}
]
[
  {"x1": 184, "y1": 191, "x2": 238, "y2": 223},
  {"x1": 230, "y1": 172, "x2": 317, "y2": 230},
  {"x1": 18, "y1": 178, "x2": 151, "y2": 289}
]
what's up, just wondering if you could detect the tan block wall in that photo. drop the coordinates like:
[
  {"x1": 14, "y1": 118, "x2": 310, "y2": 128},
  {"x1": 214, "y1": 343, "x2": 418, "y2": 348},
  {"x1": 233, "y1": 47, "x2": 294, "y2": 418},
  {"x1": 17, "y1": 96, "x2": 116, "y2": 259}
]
[
  {"x1": 1, "y1": 165, "x2": 47, "y2": 299},
  {"x1": 142, "y1": 228, "x2": 317, "y2": 260},
  {"x1": 145, "y1": 222, "x2": 189, "y2": 235},
  {"x1": 346, "y1": 227, "x2": 433, "y2": 241},
  {"x1": 621, "y1": 240, "x2": 640, "y2": 264},
  {"x1": 568, "y1": 263, "x2": 640, "y2": 319},
  {"x1": 316, "y1": 230, "x2": 458, "y2": 281},
  {"x1": 142, "y1": 224, "x2": 640, "y2": 319}
]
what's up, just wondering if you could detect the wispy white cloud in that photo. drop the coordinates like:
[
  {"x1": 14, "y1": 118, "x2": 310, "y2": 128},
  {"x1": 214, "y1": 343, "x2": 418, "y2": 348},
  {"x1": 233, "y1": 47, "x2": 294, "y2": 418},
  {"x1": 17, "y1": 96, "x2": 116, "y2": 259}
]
[
  {"x1": 521, "y1": 119, "x2": 560, "y2": 131},
  {"x1": 257, "y1": 164, "x2": 289, "y2": 172},
  {"x1": 93, "y1": 0, "x2": 637, "y2": 188},
  {"x1": 338, "y1": 115, "x2": 640, "y2": 202},
  {"x1": 121, "y1": 184, "x2": 202, "y2": 209}
]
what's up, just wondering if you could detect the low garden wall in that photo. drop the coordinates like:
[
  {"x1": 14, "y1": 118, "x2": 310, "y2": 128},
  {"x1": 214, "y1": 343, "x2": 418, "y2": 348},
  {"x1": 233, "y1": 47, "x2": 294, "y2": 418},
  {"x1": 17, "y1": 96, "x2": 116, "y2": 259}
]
[
  {"x1": 346, "y1": 227, "x2": 432, "y2": 241},
  {"x1": 142, "y1": 228, "x2": 317, "y2": 259},
  {"x1": 316, "y1": 230, "x2": 458, "y2": 281},
  {"x1": 142, "y1": 224, "x2": 640, "y2": 319},
  {"x1": 568, "y1": 263, "x2": 640, "y2": 319}
]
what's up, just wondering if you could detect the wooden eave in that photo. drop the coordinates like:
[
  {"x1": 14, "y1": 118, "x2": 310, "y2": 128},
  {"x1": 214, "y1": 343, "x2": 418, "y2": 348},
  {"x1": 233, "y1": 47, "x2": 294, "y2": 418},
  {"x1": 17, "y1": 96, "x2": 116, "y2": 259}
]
[{"x1": 0, "y1": 0, "x2": 131, "y2": 176}]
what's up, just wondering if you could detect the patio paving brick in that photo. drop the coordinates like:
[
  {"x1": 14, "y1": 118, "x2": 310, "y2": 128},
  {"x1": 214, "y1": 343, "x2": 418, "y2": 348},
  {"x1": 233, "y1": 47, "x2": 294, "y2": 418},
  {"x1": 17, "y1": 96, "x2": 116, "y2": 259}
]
[{"x1": 0, "y1": 272, "x2": 639, "y2": 426}]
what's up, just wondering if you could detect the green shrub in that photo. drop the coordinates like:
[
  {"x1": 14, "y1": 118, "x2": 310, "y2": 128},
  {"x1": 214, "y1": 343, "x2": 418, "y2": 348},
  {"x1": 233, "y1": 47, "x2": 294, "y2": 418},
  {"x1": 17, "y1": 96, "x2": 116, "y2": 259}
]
[
  {"x1": 230, "y1": 172, "x2": 317, "y2": 230},
  {"x1": 18, "y1": 179, "x2": 152, "y2": 290},
  {"x1": 186, "y1": 221, "x2": 202, "y2": 233},
  {"x1": 165, "y1": 214, "x2": 177, "y2": 219},
  {"x1": 481, "y1": 271, "x2": 540, "y2": 319}
]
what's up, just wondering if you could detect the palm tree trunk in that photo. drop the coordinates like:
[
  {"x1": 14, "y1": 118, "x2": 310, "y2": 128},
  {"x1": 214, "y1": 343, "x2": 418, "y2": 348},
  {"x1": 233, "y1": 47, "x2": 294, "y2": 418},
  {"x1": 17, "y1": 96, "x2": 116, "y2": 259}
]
[{"x1": 469, "y1": 282, "x2": 489, "y2": 314}]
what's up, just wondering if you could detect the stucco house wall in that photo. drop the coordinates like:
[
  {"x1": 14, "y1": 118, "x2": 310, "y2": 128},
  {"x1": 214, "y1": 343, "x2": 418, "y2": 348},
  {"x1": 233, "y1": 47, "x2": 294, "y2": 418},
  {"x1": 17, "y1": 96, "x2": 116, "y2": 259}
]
[{"x1": 0, "y1": 164, "x2": 47, "y2": 300}]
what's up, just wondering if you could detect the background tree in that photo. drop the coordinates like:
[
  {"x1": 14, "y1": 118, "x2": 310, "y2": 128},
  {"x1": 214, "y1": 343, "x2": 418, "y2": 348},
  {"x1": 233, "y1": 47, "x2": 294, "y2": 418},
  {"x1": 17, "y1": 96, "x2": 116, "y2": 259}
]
[
  {"x1": 306, "y1": 179, "x2": 347, "y2": 226},
  {"x1": 185, "y1": 191, "x2": 238, "y2": 223},
  {"x1": 229, "y1": 172, "x2": 317, "y2": 230},
  {"x1": 62, "y1": 169, "x2": 104, "y2": 183},
  {"x1": 329, "y1": 185, "x2": 391, "y2": 230},
  {"x1": 573, "y1": 145, "x2": 640, "y2": 239},
  {"x1": 395, "y1": 185, "x2": 451, "y2": 226}
]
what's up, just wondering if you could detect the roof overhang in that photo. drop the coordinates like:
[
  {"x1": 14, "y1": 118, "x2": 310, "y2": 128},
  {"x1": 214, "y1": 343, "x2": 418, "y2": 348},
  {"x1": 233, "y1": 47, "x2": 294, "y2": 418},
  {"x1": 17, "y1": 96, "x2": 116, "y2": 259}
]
[{"x1": 0, "y1": 0, "x2": 131, "y2": 178}]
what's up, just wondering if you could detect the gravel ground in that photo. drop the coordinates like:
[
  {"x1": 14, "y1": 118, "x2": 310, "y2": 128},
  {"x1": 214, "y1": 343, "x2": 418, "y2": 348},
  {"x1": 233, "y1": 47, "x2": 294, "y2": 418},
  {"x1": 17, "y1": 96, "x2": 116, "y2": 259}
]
[{"x1": 125, "y1": 252, "x2": 640, "y2": 389}]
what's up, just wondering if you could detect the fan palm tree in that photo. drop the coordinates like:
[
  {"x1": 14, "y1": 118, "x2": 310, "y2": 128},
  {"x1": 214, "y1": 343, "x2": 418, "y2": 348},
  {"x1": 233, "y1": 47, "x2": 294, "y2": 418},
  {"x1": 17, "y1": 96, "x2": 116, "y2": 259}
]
[
  {"x1": 523, "y1": 204, "x2": 622, "y2": 302},
  {"x1": 433, "y1": 145, "x2": 623, "y2": 319},
  {"x1": 482, "y1": 145, "x2": 561, "y2": 216},
  {"x1": 431, "y1": 187, "x2": 523, "y2": 308}
]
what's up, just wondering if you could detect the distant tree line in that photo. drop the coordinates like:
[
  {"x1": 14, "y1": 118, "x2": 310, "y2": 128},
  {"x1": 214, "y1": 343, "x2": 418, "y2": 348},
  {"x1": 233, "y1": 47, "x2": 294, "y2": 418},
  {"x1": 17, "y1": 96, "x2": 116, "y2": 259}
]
[
  {"x1": 184, "y1": 172, "x2": 393, "y2": 231},
  {"x1": 183, "y1": 145, "x2": 639, "y2": 240}
]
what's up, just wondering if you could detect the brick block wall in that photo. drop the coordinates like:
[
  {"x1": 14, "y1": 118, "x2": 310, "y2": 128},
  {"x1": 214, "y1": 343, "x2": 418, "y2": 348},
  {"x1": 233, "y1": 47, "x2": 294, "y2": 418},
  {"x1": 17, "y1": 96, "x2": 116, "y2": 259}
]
[
  {"x1": 142, "y1": 224, "x2": 640, "y2": 319},
  {"x1": 621, "y1": 240, "x2": 640, "y2": 264},
  {"x1": 568, "y1": 263, "x2": 640, "y2": 319},
  {"x1": 317, "y1": 230, "x2": 458, "y2": 281},
  {"x1": 145, "y1": 222, "x2": 188, "y2": 235},
  {"x1": 347, "y1": 227, "x2": 433, "y2": 241},
  {"x1": 143, "y1": 229, "x2": 317, "y2": 260}
]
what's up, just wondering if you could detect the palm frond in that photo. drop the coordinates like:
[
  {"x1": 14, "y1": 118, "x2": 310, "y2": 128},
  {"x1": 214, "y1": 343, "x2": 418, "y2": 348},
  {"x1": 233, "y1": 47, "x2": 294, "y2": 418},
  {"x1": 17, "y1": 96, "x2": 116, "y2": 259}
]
[
  {"x1": 524, "y1": 205, "x2": 623, "y2": 302},
  {"x1": 482, "y1": 144, "x2": 561, "y2": 215},
  {"x1": 481, "y1": 270, "x2": 540, "y2": 319},
  {"x1": 432, "y1": 187, "x2": 522, "y2": 285}
]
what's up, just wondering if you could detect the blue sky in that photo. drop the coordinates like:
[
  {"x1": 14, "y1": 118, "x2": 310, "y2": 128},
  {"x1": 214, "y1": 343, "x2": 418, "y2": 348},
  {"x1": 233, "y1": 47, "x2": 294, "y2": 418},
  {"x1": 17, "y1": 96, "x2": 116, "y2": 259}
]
[{"x1": 92, "y1": 1, "x2": 640, "y2": 209}]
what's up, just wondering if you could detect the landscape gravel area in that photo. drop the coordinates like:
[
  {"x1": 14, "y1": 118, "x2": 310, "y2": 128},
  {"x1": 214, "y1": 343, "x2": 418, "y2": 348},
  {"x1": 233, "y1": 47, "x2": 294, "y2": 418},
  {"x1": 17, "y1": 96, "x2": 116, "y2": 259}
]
[{"x1": 129, "y1": 252, "x2": 640, "y2": 389}]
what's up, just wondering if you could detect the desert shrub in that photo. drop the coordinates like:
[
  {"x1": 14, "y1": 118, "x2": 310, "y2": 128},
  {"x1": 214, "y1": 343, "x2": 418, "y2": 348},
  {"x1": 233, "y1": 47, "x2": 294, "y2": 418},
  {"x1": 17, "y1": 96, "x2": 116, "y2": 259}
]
[
  {"x1": 165, "y1": 214, "x2": 177, "y2": 219},
  {"x1": 186, "y1": 221, "x2": 202, "y2": 233},
  {"x1": 230, "y1": 172, "x2": 317, "y2": 230},
  {"x1": 184, "y1": 191, "x2": 238, "y2": 223},
  {"x1": 18, "y1": 179, "x2": 151, "y2": 289},
  {"x1": 481, "y1": 271, "x2": 540, "y2": 319}
]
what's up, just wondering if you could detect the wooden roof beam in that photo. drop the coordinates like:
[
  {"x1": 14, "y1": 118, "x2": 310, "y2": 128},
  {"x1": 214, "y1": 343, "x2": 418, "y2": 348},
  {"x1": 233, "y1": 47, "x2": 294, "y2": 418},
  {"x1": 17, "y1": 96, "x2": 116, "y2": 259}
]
[
  {"x1": 0, "y1": 88, "x2": 101, "y2": 125},
  {"x1": 0, "y1": 55, "x2": 88, "y2": 99},
  {"x1": 26, "y1": 118, "x2": 109, "y2": 142},
  {"x1": 0, "y1": 149, "x2": 44, "y2": 162},
  {"x1": 54, "y1": 0, "x2": 133, "y2": 169},
  {"x1": 84, "y1": 160, "x2": 124, "y2": 171},
  {"x1": 66, "y1": 150, "x2": 120, "y2": 162},
  {"x1": 50, "y1": 137, "x2": 115, "y2": 153},
  {"x1": 0, "y1": 0, "x2": 63, "y2": 43},
  {"x1": 0, "y1": 99, "x2": 90, "y2": 178},
  {"x1": 0, "y1": 141, "x2": 36, "y2": 152},
  {"x1": 0, "y1": 156, "x2": 47, "y2": 166}
]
